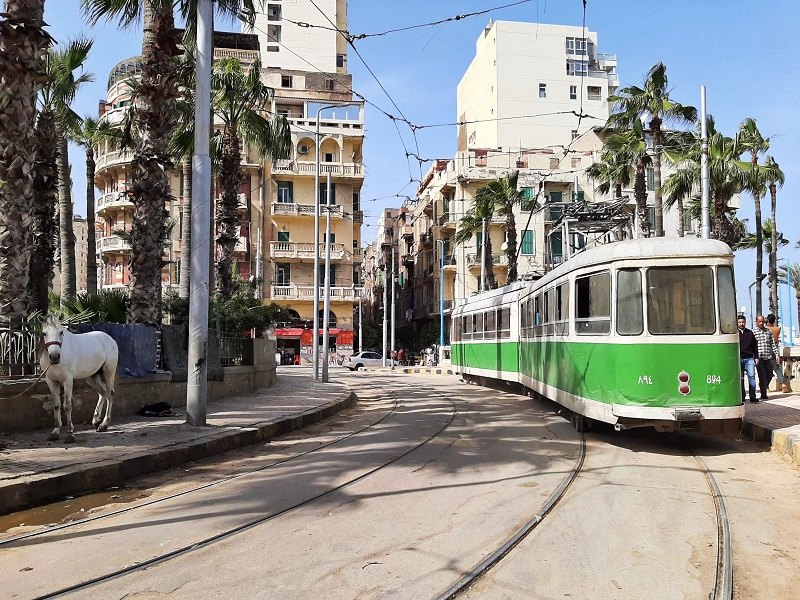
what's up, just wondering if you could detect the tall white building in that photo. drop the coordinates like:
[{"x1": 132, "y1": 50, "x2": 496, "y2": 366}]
[
  {"x1": 457, "y1": 21, "x2": 618, "y2": 151},
  {"x1": 252, "y1": 0, "x2": 348, "y2": 74}
]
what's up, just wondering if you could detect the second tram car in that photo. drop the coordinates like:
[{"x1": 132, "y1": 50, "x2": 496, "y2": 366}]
[{"x1": 451, "y1": 238, "x2": 745, "y2": 431}]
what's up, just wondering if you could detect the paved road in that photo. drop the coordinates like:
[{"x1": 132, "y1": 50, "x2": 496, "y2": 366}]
[{"x1": 2, "y1": 372, "x2": 798, "y2": 599}]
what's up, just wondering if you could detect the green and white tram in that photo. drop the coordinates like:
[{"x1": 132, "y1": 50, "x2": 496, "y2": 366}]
[{"x1": 451, "y1": 238, "x2": 745, "y2": 431}]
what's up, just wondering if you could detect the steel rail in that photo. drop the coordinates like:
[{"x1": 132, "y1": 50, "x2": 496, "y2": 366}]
[{"x1": 695, "y1": 455, "x2": 734, "y2": 600}]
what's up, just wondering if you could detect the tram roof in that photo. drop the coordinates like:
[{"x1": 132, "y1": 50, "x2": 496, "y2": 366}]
[{"x1": 536, "y1": 237, "x2": 732, "y2": 289}]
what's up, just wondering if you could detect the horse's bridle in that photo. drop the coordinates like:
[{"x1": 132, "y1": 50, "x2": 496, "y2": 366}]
[{"x1": 45, "y1": 340, "x2": 62, "y2": 349}]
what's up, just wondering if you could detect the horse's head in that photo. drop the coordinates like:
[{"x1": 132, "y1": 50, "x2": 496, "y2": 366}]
[{"x1": 40, "y1": 315, "x2": 65, "y2": 365}]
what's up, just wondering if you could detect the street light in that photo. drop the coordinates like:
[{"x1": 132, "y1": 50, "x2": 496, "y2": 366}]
[{"x1": 313, "y1": 102, "x2": 359, "y2": 381}]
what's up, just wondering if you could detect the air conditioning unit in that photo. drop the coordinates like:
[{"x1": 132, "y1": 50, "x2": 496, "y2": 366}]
[{"x1": 298, "y1": 145, "x2": 310, "y2": 154}]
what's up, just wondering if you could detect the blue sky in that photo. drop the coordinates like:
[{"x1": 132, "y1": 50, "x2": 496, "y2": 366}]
[{"x1": 46, "y1": 0, "x2": 799, "y2": 323}]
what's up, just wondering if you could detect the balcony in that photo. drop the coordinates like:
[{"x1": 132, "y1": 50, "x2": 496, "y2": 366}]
[
  {"x1": 443, "y1": 255, "x2": 457, "y2": 271},
  {"x1": 353, "y1": 210, "x2": 363, "y2": 224},
  {"x1": 421, "y1": 232, "x2": 433, "y2": 247},
  {"x1": 270, "y1": 241, "x2": 346, "y2": 261},
  {"x1": 97, "y1": 191, "x2": 134, "y2": 213},
  {"x1": 95, "y1": 149, "x2": 134, "y2": 172},
  {"x1": 271, "y1": 159, "x2": 364, "y2": 179},
  {"x1": 400, "y1": 224, "x2": 414, "y2": 240},
  {"x1": 466, "y1": 253, "x2": 508, "y2": 270},
  {"x1": 271, "y1": 202, "x2": 344, "y2": 219},
  {"x1": 234, "y1": 236, "x2": 248, "y2": 255},
  {"x1": 438, "y1": 212, "x2": 455, "y2": 230},
  {"x1": 97, "y1": 236, "x2": 132, "y2": 253},
  {"x1": 270, "y1": 285, "x2": 361, "y2": 301}
]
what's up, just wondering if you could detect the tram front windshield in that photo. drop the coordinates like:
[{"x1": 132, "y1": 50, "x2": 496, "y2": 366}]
[{"x1": 647, "y1": 267, "x2": 715, "y2": 335}]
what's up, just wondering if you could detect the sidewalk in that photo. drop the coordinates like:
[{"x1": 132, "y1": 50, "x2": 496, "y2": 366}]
[
  {"x1": 0, "y1": 368, "x2": 354, "y2": 515},
  {"x1": 741, "y1": 390, "x2": 800, "y2": 468}
]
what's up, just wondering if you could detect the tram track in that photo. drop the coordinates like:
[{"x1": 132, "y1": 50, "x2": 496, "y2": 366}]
[
  {"x1": 14, "y1": 385, "x2": 460, "y2": 599},
  {"x1": 0, "y1": 389, "x2": 399, "y2": 548}
]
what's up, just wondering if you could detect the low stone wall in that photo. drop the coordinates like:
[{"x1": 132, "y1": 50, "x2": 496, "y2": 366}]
[{"x1": 0, "y1": 338, "x2": 277, "y2": 434}]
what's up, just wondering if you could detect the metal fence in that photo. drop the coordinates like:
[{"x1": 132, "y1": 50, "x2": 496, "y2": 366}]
[
  {"x1": 0, "y1": 321, "x2": 40, "y2": 379},
  {"x1": 217, "y1": 333, "x2": 254, "y2": 367}
]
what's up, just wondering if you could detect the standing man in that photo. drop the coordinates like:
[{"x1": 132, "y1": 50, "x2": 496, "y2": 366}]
[
  {"x1": 738, "y1": 315, "x2": 758, "y2": 403},
  {"x1": 766, "y1": 314, "x2": 790, "y2": 392},
  {"x1": 753, "y1": 314, "x2": 781, "y2": 400}
]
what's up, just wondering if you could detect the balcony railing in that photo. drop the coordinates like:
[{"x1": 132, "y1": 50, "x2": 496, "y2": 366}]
[
  {"x1": 270, "y1": 285, "x2": 362, "y2": 301},
  {"x1": 95, "y1": 149, "x2": 134, "y2": 171},
  {"x1": 466, "y1": 253, "x2": 508, "y2": 267},
  {"x1": 97, "y1": 236, "x2": 132, "y2": 252},
  {"x1": 97, "y1": 191, "x2": 134, "y2": 211},
  {"x1": 271, "y1": 202, "x2": 344, "y2": 218},
  {"x1": 270, "y1": 241, "x2": 346, "y2": 260},
  {"x1": 271, "y1": 160, "x2": 364, "y2": 178}
]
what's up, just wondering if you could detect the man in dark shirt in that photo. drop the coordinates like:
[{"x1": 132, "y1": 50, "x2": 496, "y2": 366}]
[{"x1": 738, "y1": 315, "x2": 758, "y2": 403}]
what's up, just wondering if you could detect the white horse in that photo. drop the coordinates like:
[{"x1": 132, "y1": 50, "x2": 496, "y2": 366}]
[{"x1": 39, "y1": 315, "x2": 119, "y2": 443}]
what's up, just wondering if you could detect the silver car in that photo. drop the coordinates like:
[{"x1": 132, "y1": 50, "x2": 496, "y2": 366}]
[{"x1": 346, "y1": 351, "x2": 396, "y2": 371}]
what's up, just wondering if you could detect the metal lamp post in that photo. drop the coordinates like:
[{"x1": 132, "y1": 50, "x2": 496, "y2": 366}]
[{"x1": 313, "y1": 102, "x2": 359, "y2": 380}]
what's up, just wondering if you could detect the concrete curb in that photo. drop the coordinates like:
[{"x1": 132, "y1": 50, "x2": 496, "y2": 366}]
[
  {"x1": 741, "y1": 419, "x2": 800, "y2": 468},
  {"x1": 0, "y1": 391, "x2": 356, "y2": 515},
  {"x1": 362, "y1": 366, "x2": 455, "y2": 375}
]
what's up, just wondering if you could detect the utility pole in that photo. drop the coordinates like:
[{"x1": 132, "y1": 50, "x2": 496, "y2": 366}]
[
  {"x1": 390, "y1": 245, "x2": 396, "y2": 370},
  {"x1": 700, "y1": 85, "x2": 711, "y2": 240},
  {"x1": 321, "y1": 173, "x2": 333, "y2": 382},
  {"x1": 358, "y1": 286, "x2": 363, "y2": 353},
  {"x1": 186, "y1": 0, "x2": 212, "y2": 426},
  {"x1": 480, "y1": 217, "x2": 487, "y2": 292},
  {"x1": 439, "y1": 239, "x2": 445, "y2": 352}
]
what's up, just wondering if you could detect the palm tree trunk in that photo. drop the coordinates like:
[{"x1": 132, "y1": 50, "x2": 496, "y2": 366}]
[
  {"x1": 769, "y1": 183, "x2": 779, "y2": 316},
  {"x1": 634, "y1": 160, "x2": 649, "y2": 238},
  {"x1": 29, "y1": 108, "x2": 58, "y2": 312},
  {"x1": 652, "y1": 122, "x2": 665, "y2": 237},
  {"x1": 482, "y1": 224, "x2": 496, "y2": 290},
  {"x1": 676, "y1": 198, "x2": 685, "y2": 237},
  {"x1": 0, "y1": 1, "x2": 48, "y2": 320},
  {"x1": 58, "y1": 132, "x2": 76, "y2": 302},
  {"x1": 505, "y1": 209, "x2": 517, "y2": 284},
  {"x1": 85, "y1": 146, "x2": 97, "y2": 294},
  {"x1": 128, "y1": 3, "x2": 180, "y2": 323},
  {"x1": 753, "y1": 192, "x2": 763, "y2": 316},
  {"x1": 179, "y1": 157, "x2": 192, "y2": 298},
  {"x1": 216, "y1": 129, "x2": 243, "y2": 298}
]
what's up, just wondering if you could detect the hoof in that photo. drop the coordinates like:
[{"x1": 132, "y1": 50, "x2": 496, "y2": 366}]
[
  {"x1": 95, "y1": 424, "x2": 108, "y2": 432},
  {"x1": 47, "y1": 432, "x2": 60, "y2": 442},
  {"x1": 65, "y1": 434, "x2": 76, "y2": 444}
]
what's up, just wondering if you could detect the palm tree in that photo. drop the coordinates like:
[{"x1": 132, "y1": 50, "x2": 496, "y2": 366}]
[
  {"x1": 455, "y1": 196, "x2": 496, "y2": 291},
  {"x1": 82, "y1": 0, "x2": 268, "y2": 321},
  {"x1": 71, "y1": 116, "x2": 121, "y2": 294},
  {"x1": 785, "y1": 263, "x2": 800, "y2": 331},
  {"x1": 736, "y1": 118, "x2": 770, "y2": 315},
  {"x1": 173, "y1": 56, "x2": 290, "y2": 298},
  {"x1": 607, "y1": 62, "x2": 697, "y2": 237},
  {"x1": 662, "y1": 116, "x2": 747, "y2": 247},
  {"x1": 764, "y1": 156, "x2": 785, "y2": 316},
  {"x1": 178, "y1": 157, "x2": 192, "y2": 298},
  {"x1": 474, "y1": 171, "x2": 523, "y2": 282},
  {"x1": 736, "y1": 219, "x2": 788, "y2": 253},
  {"x1": 0, "y1": 1, "x2": 49, "y2": 321},
  {"x1": 598, "y1": 120, "x2": 652, "y2": 238}
]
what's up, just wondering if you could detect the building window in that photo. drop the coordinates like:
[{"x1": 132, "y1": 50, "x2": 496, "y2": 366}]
[
  {"x1": 571, "y1": 129, "x2": 578, "y2": 140},
  {"x1": 468, "y1": 131, "x2": 476, "y2": 146},
  {"x1": 539, "y1": 83, "x2": 546, "y2": 98},
  {"x1": 521, "y1": 187, "x2": 535, "y2": 211},
  {"x1": 352, "y1": 192, "x2": 360, "y2": 211},
  {"x1": 267, "y1": 4, "x2": 281, "y2": 20},
  {"x1": 336, "y1": 54, "x2": 345, "y2": 68},
  {"x1": 569, "y1": 85, "x2": 577, "y2": 100},
  {"x1": 275, "y1": 263, "x2": 291, "y2": 286},
  {"x1": 587, "y1": 85, "x2": 601, "y2": 100},
  {"x1": 277, "y1": 181, "x2": 293, "y2": 203},
  {"x1": 646, "y1": 166, "x2": 655, "y2": 191},
  {"x1": 267, "y1": 46, "x2": 279, "y2": 53},
  {"x1": 319, "y1": 183, "x2": 337, "y2": 204},
  {"x1": 267, "y1": 24, "x2": 281, "y2": 43},
  {"x1": 323, "y1": 152, "x2": 335, "y2": 163},
  {"x1": 565, "y1": 37, "x2": 587, "y2": 55},
  {"x1": 277, "y1": 230, "x2": 289, "y2": 242},
  {"x1": 549, "y1": 157, "x2": 560, "y2": 169},
  {"x1": 521, "y1": 230, "x2": 534, "y2": 255},
  {"x1": 324, "y1": 78, "x2": 335, "y2": 91},
  {"x1": 475, "y1": 150, "x2": 487, "y2": 167},
  {"x1": 566, "y1": 59, "x2": 588, "y2": 76},
  {"x1": 281, "y1": 75, "x2": 292, "y2": 88},
  {"x1": 571, "y1": 157, "x2": 581, "y2": 168}
]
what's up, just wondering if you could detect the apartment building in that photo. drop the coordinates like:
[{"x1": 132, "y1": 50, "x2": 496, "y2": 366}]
[
  {"x1": 52, "y1": 216, "x2": 89, "y2": 295},
  {"x1": 254, "y1": 0, "x2": 364, "y2": 361}
]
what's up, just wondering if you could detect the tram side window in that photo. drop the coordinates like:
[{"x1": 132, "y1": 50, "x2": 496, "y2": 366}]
[
  {"x1": 717, "y1": 266, "x2": 737, "y2": 334},
  {"x1": 473, "y1": 313, "x2": 484, "y2": 340},
  {"x1": 555, "y1": 283, "x2": 569, "y2": 335},
  {"x1": 647, "y1": 267, "x2": 715, "y2": 334},
  {"x1": 485, "y1": 310, "x2": 497, "y2": 340},
  {"x1": 617, "y1": 269, "x2": 643, "y2": 335},
  {"x1": 499, "y1": 307, "x2": 511, "y2": 338},
  {"x1": 452, "y1": 315, "x2": 461, "y2": 342},
  {"x1": 545, "y1": 288, "x2": 555, "y2": 336},
  {"x1": 521, "y1": 299, "x2": 529, "y2": 336},
  {"x1": 462, "y1": 316, "x2": 471, "y2": 340},
  {"x1": 575, "y1": 271, "x2": 611, "y2": 334},
  {"x1": 534, "y1": 294, "x2": 544, "y2": 337}
]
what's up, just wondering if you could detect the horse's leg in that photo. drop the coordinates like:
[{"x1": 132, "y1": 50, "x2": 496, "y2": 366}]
[
  {"x1": 45, "y1": 377, "x2": 62, "y2": 441},
  {"x1": 63, "y1": 378, "x2": 76, "y2": 444},
  {"x1": 96, "y1": 363, "x2": 116, "y2": 432},
  {"x1": 88, "y1": 375, "x2": 105, "y2": 430}
]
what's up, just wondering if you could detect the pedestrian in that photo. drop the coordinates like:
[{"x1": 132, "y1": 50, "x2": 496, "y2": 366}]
[
  {"x1": 397, "y1": 347, "x2": 406, "y2": 366},
  {"x1": 275, "y1": 349, "x2": 282, "y2": 366},
  {"x1": 753, "y1": 314, "x2": 781, "y2": 400},
  {"x1": 766, "y1": 314, "x2": 790, "y2": 392},
  {"x1": 738, "y1": 315, "x2": 758, "y2": 403}
]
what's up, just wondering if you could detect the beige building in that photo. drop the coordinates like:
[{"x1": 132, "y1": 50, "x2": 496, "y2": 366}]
[{"x1": 52, "y1": 215, "x2": 89, "y2": 295}]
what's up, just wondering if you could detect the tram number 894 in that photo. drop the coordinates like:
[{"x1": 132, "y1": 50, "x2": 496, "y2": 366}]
[{"x1": 706, "y1": 375, "x2": 722, "y2": 384}]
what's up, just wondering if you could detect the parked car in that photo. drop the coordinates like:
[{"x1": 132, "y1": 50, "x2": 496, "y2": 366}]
[{"x1": 345, "y1": 351, "x2": 397, "y2": 371}]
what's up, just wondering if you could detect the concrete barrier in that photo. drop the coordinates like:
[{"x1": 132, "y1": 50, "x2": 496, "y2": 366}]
[{"x1": 0, "y1": 338, "x2": 277, "y2": 433}]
